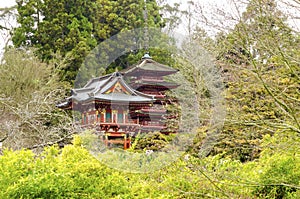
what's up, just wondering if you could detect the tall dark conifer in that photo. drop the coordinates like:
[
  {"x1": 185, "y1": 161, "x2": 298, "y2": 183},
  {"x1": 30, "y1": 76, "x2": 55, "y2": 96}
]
[{"x1": 12, "y1": 0, "x2": 165, "y2": 83}]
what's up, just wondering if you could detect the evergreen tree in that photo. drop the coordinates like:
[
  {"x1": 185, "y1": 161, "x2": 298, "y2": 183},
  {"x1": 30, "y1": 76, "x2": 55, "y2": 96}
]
[
  {"x1": 12, "y1": 0, "x2": 165, "y2": 83},
  {"x1": 209, "y1": 0, "x2": 300, "y2": 161}
]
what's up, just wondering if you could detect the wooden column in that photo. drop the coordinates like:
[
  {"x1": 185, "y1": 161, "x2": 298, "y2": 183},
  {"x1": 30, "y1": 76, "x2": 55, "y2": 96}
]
[
  {"x1": 102, "y1": 109, "x2": 106, "y2": 123},
  {"x1": 81, "y1": 113, "x2": 84, "y2": 125},
  {"x1": 96, "y1": 110, "x2": 98, "y2": 123},
  {"x1": 123, "y1": 110, "x2": 128, "y2": 124},
  {"x1": 112, "y1": 110, "x2": 118, "y2": 123}
]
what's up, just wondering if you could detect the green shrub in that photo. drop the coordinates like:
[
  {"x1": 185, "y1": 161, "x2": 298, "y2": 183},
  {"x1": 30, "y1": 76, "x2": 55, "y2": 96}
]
[{"x1": 0, "y1": 145, "x2": 131, "y2": 199}]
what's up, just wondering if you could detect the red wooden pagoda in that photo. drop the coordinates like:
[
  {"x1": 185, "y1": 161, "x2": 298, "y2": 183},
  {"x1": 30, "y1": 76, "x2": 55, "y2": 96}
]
[
  {"x1": 58, "y1": 54, "x2": 179, "y2": 149},
  {"x1": 122, "y1": 53, "x2": 179, "y2": 134}
]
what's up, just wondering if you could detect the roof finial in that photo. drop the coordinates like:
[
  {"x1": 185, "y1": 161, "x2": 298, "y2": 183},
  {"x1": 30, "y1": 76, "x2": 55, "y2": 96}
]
[
  {"x1": 142, "y1": 53, "x2": 152, "y2": 60},
  {"x1": 143, "y1": 0, "x2": 149, "y2": 51}
]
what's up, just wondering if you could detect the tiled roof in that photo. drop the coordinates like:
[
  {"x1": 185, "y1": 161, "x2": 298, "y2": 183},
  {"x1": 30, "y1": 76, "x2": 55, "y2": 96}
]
[
  {"x1": 57, "y1": 72, "x2": 154, "y2": 108},
  {"x1": 122, "y1": 57, "x2": 178, "y2": 75}
]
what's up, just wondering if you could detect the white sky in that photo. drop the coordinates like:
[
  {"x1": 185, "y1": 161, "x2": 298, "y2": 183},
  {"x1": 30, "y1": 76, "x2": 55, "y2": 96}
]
[{"x1": 0, "y1": 0, "x2": 15, "y2": 7}]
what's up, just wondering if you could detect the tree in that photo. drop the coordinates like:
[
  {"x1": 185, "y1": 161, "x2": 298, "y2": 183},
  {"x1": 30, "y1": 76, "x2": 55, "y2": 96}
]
[
  {"x1": 12, "y1": 0, "x2": 97, "y2": 82},
  {"x1": 0, "y1": 48, "x2": 74, "y2": 151},
  {"x1": 12, "y1": 0, "x2": 165, "y2": 83},
  {"x1": 209, "y1": 0, "x2": 300, "y2": 161},
  {"x1": 177, "y1": 0, "x2": 300, "y2": 161},
  {"x1": 0, "y1": 5, "x2": 16, "y2": 48}
]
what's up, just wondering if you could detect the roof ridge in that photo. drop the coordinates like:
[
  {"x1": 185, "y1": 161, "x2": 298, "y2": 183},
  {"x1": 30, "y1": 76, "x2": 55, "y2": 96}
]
[
  {"x1": 83, "y1": 73, "x2": 112, "y2": 88},
  {"x1": 91, "y1": 72, "x2": 118, "y2": 94}
]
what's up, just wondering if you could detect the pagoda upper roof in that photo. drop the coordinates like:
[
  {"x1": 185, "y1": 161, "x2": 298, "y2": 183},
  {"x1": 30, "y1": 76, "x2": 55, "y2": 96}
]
[
  {"x1": 122, "y1": 55, "x2": 178, "y2": 76},
  {"x1": 57, "y1": 72, "x2": 154, "y2": 108}
]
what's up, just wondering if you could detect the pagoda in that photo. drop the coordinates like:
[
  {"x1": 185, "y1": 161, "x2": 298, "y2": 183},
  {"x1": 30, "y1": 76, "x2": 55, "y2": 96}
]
[
  {"x1": 58, "y1": 72, "x2": 155, "y2": 149},
  {"x1": 122, "y1": 54, "x2": 179, "y2": 133},
  {"x1": 57, "y1": 54, "x2": 179, "y2": 149}
]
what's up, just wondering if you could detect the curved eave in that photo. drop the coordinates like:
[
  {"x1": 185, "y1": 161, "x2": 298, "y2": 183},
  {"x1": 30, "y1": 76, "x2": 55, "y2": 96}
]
[
  {"x1": 71, "y1": 95, "x2": 154, "y2": 104},
  {"x1": 56, "y1": 100, "x2": 72, "y2": 109},
  {"x1": 83, "y1": 73, "x2": 112, "y2": 88},
  {"x1": 134, "y1": 81, "x2": 179, "y2": 86},
  {"x1": 133, "y1": 83, "x2": 179, "y2": 90},
  {"x1": 133, "y1": 109, "x2": 167, "y2": 114},
  {"x1": 124, "y1": 69, "x2": 178, "y2": 77}
]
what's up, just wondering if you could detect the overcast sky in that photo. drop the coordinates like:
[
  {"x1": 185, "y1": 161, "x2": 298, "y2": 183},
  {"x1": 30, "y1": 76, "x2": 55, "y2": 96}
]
[{"x1": 0, "y1": 0, "x2": 15, "y2": 7}]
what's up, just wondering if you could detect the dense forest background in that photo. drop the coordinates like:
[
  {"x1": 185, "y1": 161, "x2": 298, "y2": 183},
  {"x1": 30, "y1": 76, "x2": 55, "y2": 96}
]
[{"x1": 0, "y1": 0, "x2": 300, "y2": 198}]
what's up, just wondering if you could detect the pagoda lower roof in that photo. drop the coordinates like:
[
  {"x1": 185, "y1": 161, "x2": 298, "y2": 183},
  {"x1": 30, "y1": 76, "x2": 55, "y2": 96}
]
[
  {"x1": 71, "y1": 92, "x2": 154, "y2": 103},
  {"x1": 57, "y1": 72, "x2": 155, "y2": 108}
]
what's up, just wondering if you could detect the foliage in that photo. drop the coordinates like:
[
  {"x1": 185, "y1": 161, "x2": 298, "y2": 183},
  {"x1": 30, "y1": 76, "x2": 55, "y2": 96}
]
[
  {"x1": 1, "y1": 0, "x2": 300, "y2": 198},
  {"x1": 0, "y1": 48, "x2": 73, "y2": 150},
  {"x1": 1, "y1": 132, "x2": 300, "y2": 198},
  {"x1": 12, "y1": 0, "x2": 165, "y2": 83},
  {"x1": 0, "y1": 5, "x2": 16, "y2": 47},
  {"x1": 252, "y1": 132, "x2": 300, "y2": 198},
  {"x1": 203, "y1": 0, "x2": 300, "y2": 161},
  {"x1": 132, "y1": 131, "x2": 176, "y2": 151},
  {"x1": 0, "y1": 145, "x2": 130, "y2": 199}
]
